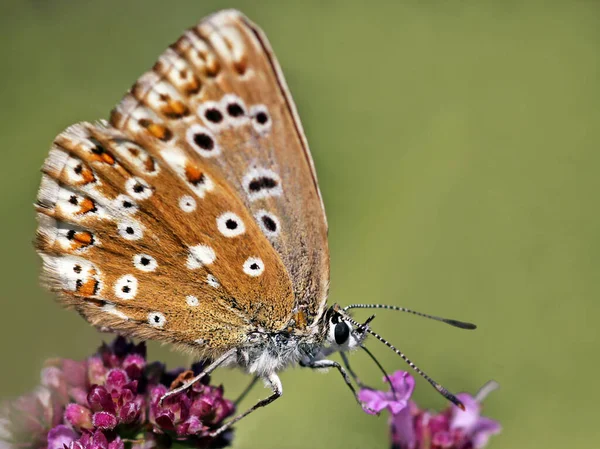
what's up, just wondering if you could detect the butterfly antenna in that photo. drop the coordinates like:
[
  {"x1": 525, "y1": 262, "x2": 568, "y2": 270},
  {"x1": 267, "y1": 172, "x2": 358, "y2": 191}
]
[
  {"x1": 343, "y1": 304, "x2": 476, "y2": 330},
  {"x1": 345, "y1": 316, "x2": 466, "y2": 410}
]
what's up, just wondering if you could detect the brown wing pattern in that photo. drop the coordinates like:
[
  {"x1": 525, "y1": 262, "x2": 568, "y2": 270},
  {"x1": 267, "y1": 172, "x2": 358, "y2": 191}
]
[
  {"x1": 36, "y1": 10, "x2": 329, "y2": 356},
  {"x1": 110, "y1": 10, "x2": 330, "y2": 327}
]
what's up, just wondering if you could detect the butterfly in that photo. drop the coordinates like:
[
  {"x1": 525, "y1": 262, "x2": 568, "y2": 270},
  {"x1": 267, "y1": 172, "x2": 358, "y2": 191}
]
[{"x1": 35, "y1": 9, "x2": 475, "y2": 436}]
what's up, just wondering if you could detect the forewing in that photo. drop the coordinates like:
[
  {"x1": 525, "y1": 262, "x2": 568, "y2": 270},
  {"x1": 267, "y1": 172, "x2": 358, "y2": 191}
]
[
  {"x1": 36, "y1": 121, "x2": 295, "y2": 357},
  {"x1": 110, "y1": 10, "x2": 330, "y2": 327}
]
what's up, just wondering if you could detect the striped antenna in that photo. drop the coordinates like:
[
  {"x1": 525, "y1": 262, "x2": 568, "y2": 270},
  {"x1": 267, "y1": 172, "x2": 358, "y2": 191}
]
[
  {"x1": 343, "y1": 304, "x2": 476, "y2": 330},
  {"x1": 344, "y1": 314, "x2": 466, "y2": 410}
]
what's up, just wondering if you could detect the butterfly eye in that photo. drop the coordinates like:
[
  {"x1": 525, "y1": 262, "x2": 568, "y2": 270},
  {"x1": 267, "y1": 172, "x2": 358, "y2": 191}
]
[{"x1": 334, "y1": 321, "x2": 350, "y2": 345}]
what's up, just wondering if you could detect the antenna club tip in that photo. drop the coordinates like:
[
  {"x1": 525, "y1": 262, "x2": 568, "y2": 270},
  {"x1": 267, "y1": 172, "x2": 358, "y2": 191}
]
[{"x1": 457, "y1": 401, "x2": 466, "y2": 411}]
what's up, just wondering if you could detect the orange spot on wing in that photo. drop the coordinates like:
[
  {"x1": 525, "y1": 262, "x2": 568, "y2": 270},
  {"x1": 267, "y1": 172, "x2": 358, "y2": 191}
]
[
  {"x1": 77, "y1": 278, "x2": 99, "y2": 296},
  {"x1": 78, "y1": 198, "x2": 97, "y2": 215},
  {"x1": 79, "y1": 166, "x2": 96, "y2": 185},
  {"x1": 184, "y1": 163, "x2": 204, "y2": 185},
  {"x1": 161, "y1": 99, "x2": 189, "y2": 118}
]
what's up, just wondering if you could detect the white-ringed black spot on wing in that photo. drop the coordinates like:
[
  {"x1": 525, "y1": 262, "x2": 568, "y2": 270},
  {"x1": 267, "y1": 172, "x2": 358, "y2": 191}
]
[
  {"x1": 255, "y1": 210, "x2": 281, "y2": 237},
  {"x1": 125, "y1": 177, "x2": 153, "y2": 200},
  {"x1": 249, "y1": 104, "x2": 271, "y2": 134},
  {"x1": 197, "y1": 101, "x2": 227, "y2": 132},
  {"x1": 185, "y1": 124, "x2": 221, "y2": 157},
  {"x1": 133, "y1": 254, "x2": 157, "y2": 272},
  {"x1": 148, "y1": 312, "x2": 166, "y2": 328},
  {"x1": 243, "y1": 257, "x2": 265, "y2": 277},
  {"x1": 220, "y1": 94, "x2": 248, "y2": 126},
  {"x1": 114, "y1": 274, "x2": 138, "y2": 300},
  {"x1": 117, "y1": 220, "x2": 143, "y2": 241},
  {"x1": 186, "y1": 295, "x2": 200, "y2": 307},
  {"x1": 112, "y1": 195, "x2": 138, "y2": 215},
  {"x1": 179, "y1": 195, "x2": 197, "y2": 213},
  {"x1": 216, "y1": 212, "x2": 246, "y2": 238},
  {"x1": 243, "y1": 167, "x2": 283, "y2": 201}
]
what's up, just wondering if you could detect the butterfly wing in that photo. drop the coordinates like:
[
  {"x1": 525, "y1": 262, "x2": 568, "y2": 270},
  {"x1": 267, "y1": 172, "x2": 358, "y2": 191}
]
[
  {"x1": 110, "y1": 10, "x2": 330, "y2": 327},
  {"x1": 36, "y1": 10, "x2": 329, "y2": 356}
]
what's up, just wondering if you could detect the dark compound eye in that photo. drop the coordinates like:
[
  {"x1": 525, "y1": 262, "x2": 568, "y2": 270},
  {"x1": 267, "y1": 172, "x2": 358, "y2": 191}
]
[
  {"x1": 193, "y1": 133, "x2": 214, "y2": 151},
  {"x1": 227, "y1": 103, "x2": 244, "y2": 117},
  {"x1": 334, "y1": 321, "x2": 350, "y2": 345},
  {"x1": 205, "y1": 108, "x2": 223, "y2": 123}
]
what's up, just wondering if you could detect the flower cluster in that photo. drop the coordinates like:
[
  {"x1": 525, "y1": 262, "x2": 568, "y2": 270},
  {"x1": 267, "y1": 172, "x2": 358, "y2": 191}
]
[
  {"x1": 359, "y1": 372, "x2": 501, "y2": 449},
  {"x1": 0, "y1": 337, "x2": 235, "y2": 449}
]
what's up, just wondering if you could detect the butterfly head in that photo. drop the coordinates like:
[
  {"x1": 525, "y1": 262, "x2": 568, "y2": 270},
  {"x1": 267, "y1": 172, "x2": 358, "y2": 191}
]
[{"x1": 321, "y1": 304, "x2": 369, "y2": 352}]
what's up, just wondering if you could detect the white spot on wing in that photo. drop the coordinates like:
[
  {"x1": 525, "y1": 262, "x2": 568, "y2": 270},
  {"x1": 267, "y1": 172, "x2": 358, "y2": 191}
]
[
  {"x1": 114, "y1": 274, "x2": 138, "y2": 300},
  {"x1": 187, "y1": 244, "x2": 216, "y2": 269},
  {"x1": 102, "y1": 303, "x2": 130, "y2": 320},
  {"x1": 179, "y1": 195, "x2": 197, "y2": 212},
  {"x1": 186, "y1": 295, "x2": 200, "y2": 307},
  {"x1": 207, "y1": 274, "x2": 220, "y2": 288}
]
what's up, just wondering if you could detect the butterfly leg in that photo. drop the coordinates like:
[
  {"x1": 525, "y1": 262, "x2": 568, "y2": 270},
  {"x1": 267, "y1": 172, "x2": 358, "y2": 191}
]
[
  {"x1": 209, "y1": 372, "x2": 282, "y2": 437},
  {"x1": 160, "y1": 349, "x2": 236, "y2": 405}
]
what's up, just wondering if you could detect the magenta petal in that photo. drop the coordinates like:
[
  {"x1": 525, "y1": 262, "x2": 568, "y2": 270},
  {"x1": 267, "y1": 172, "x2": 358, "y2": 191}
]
[
  {"x1": 432, "y1": 431, "x2": 454, "y2": 448},
  {"x1": 64, "y1": 404, "x2": 93, "y2": 430},
  {"x1": 108, "y1": 437, "x2": 125, "y2": 449},
  {"x1": 92, "y1": 411, "x2": 118, "y2": 430},
  {"x1": 119, "y1": 401, "x2": 141, "y2": 424},
  {"x1": 87, "y1": 386, "x2": 114, "y2": 414},
  {"x1": 89, "y1": 430, "x2": 109, "y2": 449},
  {"x1": 450, "y1": 393, "x2": 481, "y2": 432},
  {"x1": 390, "y1": 406, "x2": 416, "y2": 449},
  {"x1": 358, "y1": 389, "x2": 388, "y2": 414},
  {"x1": 47, "y1": 425, "x2": 79, "y2": 449},
  {"x1": 105, "y1": 369, "x2": 129, "y2": 393},
  {"x1": 470, "y1": 417, "x2": 502, "y2": 448}
]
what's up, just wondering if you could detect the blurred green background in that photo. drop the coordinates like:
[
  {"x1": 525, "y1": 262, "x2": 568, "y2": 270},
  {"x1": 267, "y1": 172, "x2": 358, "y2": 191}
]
[{"x1": 1, "y1": 0, "x2": 598, "y2": 448}]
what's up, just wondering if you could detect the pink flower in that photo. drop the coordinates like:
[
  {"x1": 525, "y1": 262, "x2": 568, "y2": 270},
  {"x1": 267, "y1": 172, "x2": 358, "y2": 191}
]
[
  {"x1": 358, "y1": 371, "x2": 415, "y2": 415},
  {"x1": 389, "y1": 378, "x2": 501, "y2": 449},
  {"x1": 0, "y1": 337, "x2": 235, "y2": 449}
]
